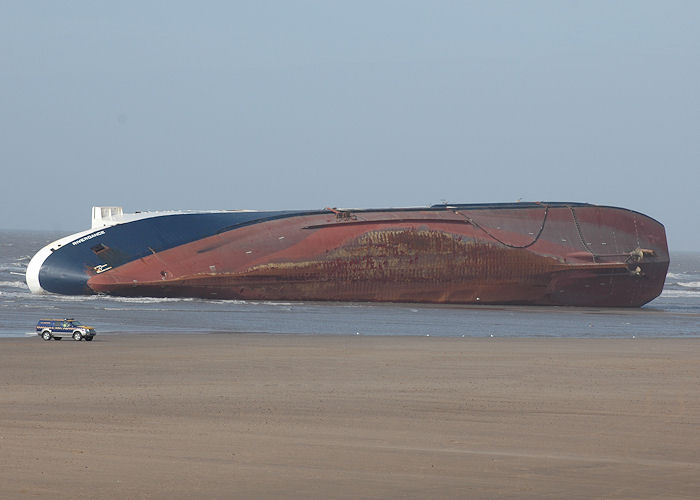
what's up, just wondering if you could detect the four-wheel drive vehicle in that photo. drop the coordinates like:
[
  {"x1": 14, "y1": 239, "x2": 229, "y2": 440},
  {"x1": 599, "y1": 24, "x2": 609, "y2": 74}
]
[{"x1": 36, "y1": 319, "x2": 96, "y2": 341}]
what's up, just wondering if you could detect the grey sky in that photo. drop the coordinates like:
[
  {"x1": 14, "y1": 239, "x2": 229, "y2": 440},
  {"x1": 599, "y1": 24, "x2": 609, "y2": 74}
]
[{"x1": 1, "y1": 1, "x2": 698, "y2": 250}]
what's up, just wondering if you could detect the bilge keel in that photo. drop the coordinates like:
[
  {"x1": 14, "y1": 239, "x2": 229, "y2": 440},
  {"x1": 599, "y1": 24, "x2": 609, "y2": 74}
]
[{"x1": 27, "y1": 203, "x2": 669, "y2": 307}]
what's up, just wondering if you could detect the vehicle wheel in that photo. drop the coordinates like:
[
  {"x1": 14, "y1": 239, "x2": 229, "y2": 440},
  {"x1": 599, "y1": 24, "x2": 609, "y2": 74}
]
[
  {"x1": 73, "y1": 331, "x2": 83, "y2": 341},
  {"x1": 85, "y1": 336, "x2": 94, "y2": 342},
  {"x1": 42, "y1": 331, "x2": 52, "y2": 341}
]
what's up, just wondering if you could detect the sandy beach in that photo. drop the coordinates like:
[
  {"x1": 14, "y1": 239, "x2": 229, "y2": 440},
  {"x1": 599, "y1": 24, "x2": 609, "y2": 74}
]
[{"x1": 1, "y1": 334, "x2": 699, "y2": 499}]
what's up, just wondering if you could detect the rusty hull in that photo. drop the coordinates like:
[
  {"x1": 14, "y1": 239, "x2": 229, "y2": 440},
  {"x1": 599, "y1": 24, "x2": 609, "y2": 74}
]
[{"x1": 87, "y1": 205, "x2": 669, "y2": 307}]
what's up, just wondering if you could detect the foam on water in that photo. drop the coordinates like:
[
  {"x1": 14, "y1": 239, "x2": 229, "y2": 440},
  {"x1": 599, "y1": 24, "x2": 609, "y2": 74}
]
[
  {"x1": 677, "y1": 281, "x2": 700, "y2": 289},
  {"x1": 55, "y1": 294, "x2": 101, "y2": 302},
  {"x1": 0, "y1": 290, "x2": 31, "y2": 299},
  {"x1": 109, "y1": 296, "x2": 195, "y2": 304},
  {"x1": 209, "y1": 299, "x2": 249, "y2": 305},
  {"x1": 660, "y1": 289, "x2": 700, "y2": 298},
  {"x1": 0, "y1": 281, "x2": 28, "y2": 289},
  {"x1": 0, "y1": 265, "x2": 25, "y2": 273},
  {"x1": 667, "y1": 272, "x2": 686, "y2": 280},
  {"x1": 103, "y1": 306, "x2": 173, "y2": 311}
]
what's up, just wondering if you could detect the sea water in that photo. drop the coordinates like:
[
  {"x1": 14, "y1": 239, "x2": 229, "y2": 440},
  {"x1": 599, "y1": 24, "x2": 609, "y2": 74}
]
[{"x1": 1, "y1": 230, "x2": 698, "y2": 338}]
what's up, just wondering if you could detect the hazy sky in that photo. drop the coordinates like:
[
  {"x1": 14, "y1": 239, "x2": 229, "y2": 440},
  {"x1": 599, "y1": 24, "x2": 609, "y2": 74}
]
[{"x1": 2, "y1": 1, "x2": 698, "y2": 250}]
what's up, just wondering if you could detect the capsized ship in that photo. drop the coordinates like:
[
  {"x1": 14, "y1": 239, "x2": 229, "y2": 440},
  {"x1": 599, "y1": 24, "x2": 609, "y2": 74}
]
[{"x1": 26, "y1": 203, "x2": 669, "y2": 307}]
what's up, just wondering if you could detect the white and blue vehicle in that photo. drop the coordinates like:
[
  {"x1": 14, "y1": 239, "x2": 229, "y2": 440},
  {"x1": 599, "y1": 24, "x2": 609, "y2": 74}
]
[{"x1": 36, "y1": 318, "x2": 96, "y2": 341}]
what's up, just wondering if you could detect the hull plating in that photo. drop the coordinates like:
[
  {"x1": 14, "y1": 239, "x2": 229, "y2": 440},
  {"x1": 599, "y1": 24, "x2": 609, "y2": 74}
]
[{"x1": 41, "y1": 203, "x2": 671, "y2": 307}]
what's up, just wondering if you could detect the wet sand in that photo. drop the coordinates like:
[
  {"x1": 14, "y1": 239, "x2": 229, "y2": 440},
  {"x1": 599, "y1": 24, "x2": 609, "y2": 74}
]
[{"x1": 1, "y1": 334, "x2": 699, "y2": 499}]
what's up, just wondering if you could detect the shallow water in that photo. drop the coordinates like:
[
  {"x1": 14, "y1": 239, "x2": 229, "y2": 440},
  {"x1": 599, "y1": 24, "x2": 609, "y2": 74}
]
[{"x1": 1, "y1": 230, "x2": 698, "y2": 338}]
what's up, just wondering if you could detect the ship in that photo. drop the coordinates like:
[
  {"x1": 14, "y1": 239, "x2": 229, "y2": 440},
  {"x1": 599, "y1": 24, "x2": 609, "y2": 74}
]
[{"x1": 26, "y1": 203, "x2": 669, "y2": 307}]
